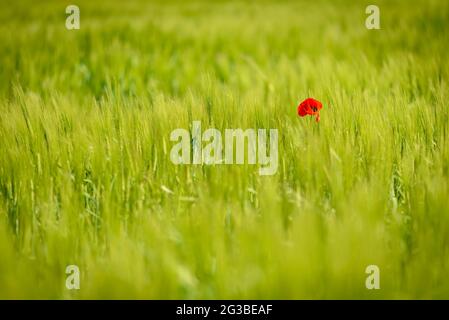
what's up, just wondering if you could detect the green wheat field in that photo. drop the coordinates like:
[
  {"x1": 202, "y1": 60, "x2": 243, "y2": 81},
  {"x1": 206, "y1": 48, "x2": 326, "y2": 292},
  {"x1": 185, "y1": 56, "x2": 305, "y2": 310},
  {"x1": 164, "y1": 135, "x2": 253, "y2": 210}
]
[{"x1": 1, "y1": 0, "x2": 449, "y2": 299}]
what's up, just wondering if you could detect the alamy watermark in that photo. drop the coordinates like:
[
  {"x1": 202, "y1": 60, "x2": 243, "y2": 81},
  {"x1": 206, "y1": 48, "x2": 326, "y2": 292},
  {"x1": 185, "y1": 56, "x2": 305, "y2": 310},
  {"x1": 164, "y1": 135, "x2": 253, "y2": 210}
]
[{"x1": 169, "y1": 121, "x2": 278, "y2": 176}]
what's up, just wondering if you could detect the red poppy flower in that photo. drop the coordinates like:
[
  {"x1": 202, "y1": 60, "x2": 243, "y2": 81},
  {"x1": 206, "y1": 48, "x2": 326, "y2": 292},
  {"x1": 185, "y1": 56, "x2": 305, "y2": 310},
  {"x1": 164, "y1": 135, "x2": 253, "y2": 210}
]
[{"x1": 297, "y1": 98, "x2": 323, "y2": 122}]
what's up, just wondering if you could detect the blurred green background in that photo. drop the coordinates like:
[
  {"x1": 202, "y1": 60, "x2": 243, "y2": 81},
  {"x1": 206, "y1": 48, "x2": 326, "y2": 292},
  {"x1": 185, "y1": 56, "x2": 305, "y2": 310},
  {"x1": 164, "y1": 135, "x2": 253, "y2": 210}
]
[{"x1": 0, "y1": 0, "x2": 449, "y2": 299}]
